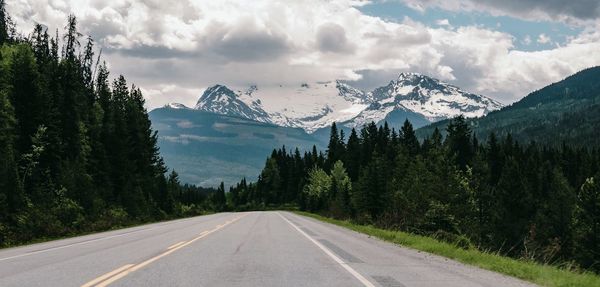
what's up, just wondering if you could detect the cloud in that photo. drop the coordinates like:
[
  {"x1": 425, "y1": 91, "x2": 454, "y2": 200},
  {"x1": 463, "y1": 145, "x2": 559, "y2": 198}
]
[
  {"x1": 537, "y1": 33, "x2": 551, "y2": 44},
  {"x1": 5, "y1": 0, "x2": 600, "y2": 108},
  {"x1": 402, "y1": 0, "x2": 600, "y2": 24},
  {"x1": 436, "y1": 19, "x2": 450, "y2": 26},
  {"x1": 316, "y1": 23, "x2": 355, "y2": 53},
  {"x1": 206, "y1": 20, "x2": 292, "y2": 62}
]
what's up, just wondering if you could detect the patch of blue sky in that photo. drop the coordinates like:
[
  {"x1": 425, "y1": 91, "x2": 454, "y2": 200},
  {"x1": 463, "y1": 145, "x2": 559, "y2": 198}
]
[{"x1": 358, "y1": 1, "x2": 583, "y2": 51}]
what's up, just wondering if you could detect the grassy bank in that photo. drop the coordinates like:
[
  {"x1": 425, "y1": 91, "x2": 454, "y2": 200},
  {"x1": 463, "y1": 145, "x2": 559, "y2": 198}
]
[{"x1": 295, "y1": 211, "x2": 600, "y2": 287}]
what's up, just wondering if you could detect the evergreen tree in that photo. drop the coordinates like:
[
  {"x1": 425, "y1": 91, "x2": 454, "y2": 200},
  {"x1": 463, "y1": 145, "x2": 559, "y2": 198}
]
[
  {"x1": 400, "y1": 119, "x2": 419, "y2": 156},
  {"x1": 0, "y1": 75, "x2": 23, "y2": 236},
  {"x1": 492, "y1": 157, "x2": 534, "y2": 254},
  {"x1": 326, "y1": 122, "x2": 344, "y2": 170},
  {"x1": 0, "y1": 0, "x2": 11, "y2": 45},
  {"x1": 8, "y1": 44, "x2": 44, "y2": 154},
  {"x1": 212, "y1": 182, "x2": 227, "y2": 211},
  {"x1": 446, "y1": 115, "x2": 474, "y2": 170},
  {"x1": 345, "y1": 128, "x2": 361, "y2": 181},
  {"x1": 532, "y1": 166, "x2": 575, "y2": 261},
  {"x1": 574, "y1": 176, "x2": 600, "y2": 271},
  {"x1": 258, "y1": 157, "x2": 281, "y2": 205},
  {"x1": 353, "y1": 152, "x2": 389, "y2": 221}
]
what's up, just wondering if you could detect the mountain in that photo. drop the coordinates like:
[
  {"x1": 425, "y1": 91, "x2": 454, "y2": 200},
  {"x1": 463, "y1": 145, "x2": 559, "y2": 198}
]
[
  {"x1": 339, "y1": 73, "x2": 502, "y2": 131},
  {"x1": 158, "y1": 72, "x2": 502, "y2": 186},
  {"x1": 169, "y1": 73, "x2": 502, "y2": 133},
  {"x1": 149, "y1": 107, "x2": 325, "y2": 187},
  {"x1": 194, "y1": 85, "x2": 272, "y2": 123},
  {"x1": 416, "y1": 66, "x2": 600, "y2": 146}
]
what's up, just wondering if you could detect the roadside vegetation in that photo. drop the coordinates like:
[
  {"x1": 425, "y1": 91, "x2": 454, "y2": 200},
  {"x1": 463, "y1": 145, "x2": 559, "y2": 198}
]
[
  {"x1": 0, "y1": 4, "x2": 224, "y2": 248},
  {"x1": 297, "y1": 211, "x2": 600, "y2": 287}
]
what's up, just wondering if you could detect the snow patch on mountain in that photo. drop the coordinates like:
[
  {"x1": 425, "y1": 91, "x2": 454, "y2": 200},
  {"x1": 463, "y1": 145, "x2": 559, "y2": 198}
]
[
  {"x1": 244, "y1": 81, "x2": 370, "y2": 132},
  {"x1": 176, "y1": 73, "x2": 503, "y2": 133},
  {"x1": 346, "y1": 73, "x2": 503, "y2": 127},
  {"x1": 165, "y1": 103, "x2": 190, "y2": 109}
]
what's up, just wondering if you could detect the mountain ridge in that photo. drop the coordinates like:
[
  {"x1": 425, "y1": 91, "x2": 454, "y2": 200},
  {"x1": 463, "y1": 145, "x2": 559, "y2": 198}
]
[{"x1": 167, "y1": 73, "x2": 503, "y2": 132}]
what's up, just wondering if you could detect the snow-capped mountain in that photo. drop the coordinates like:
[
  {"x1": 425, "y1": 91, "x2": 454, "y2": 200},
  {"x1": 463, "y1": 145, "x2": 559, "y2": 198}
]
[
  {"x1": 167, "y1": 73, "x2": 503, "y2": 133},
  {"x1": 194, "y1": 85, "x2": 272, "y2": 123},
  {"x1": 165, "y1": 102, "x2": 190, "y2": 109},
  {"x1": 347, "y1": 73, "x2": 503, "y2": 128}
]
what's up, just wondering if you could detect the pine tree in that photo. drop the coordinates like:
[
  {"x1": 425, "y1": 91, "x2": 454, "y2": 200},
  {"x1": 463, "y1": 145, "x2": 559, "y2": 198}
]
[
  {"x1": 574, "y1": 176, "x2": 600, "y2": 271},
  {"x1": 345, "y1": 128, "x2": 360, "y2": 181},
  {"x1": 213, "y1": 182, "x2": 227, "y2": 211},
  {"x1": 0, "y1": 0, "x2": 11, "y2": 45},
  {"x1": 532, "y1": 166, "x2": 575, "y2": 261},
  {"x1": 492, "y1": 157, "x2": 534, "y2": 254},
  {"x1": 446, "y1": 115, "x2": 474, "y2": 170},
  {"x1": 353, "y1": 152, "x2": 389, "y2": 221},
  {"x1": 400, "y1": 119, "x2": 419, "y2": 156},
  {"x1": 258, "y1": 157, "x2": 281, "y2": 205},
  {"x1": 8, "y1": 44, "x2": 44, "y2": 154},
  {"x1": 0, "y1": 73, "x2": 23, "y2": 220},
  {"x1": 326, "y1": 122, "x2": 344, "y2": 170}
]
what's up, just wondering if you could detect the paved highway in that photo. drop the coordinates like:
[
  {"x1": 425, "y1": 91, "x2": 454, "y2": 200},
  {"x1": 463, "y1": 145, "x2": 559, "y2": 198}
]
[{"x1": 0, "y1": 211, "x2": 536, "y2": 287}]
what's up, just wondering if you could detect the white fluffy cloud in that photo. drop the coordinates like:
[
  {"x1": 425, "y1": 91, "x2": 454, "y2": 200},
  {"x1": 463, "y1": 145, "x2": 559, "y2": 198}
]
[
  {"x1": 537, "y1": 33, "x2": 551, "y2": 44},
  {"x1": 6, "y1": 0, "x2": 600, "y2": 108}
]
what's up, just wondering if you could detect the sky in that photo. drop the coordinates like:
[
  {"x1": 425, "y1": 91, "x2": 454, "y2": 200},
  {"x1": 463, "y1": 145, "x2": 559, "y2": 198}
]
[{"x1": 6, "y1": 0, "x2": 600, "y2": 108}]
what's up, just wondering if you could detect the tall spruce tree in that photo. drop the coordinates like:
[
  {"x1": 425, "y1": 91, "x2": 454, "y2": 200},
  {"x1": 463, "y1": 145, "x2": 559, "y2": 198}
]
[
  {"x1": 446, "y1": 115, "x2": 474, "y2": 170},
  {"x1": 0, "y1": 0, "x2": 11, "y2": 45}
]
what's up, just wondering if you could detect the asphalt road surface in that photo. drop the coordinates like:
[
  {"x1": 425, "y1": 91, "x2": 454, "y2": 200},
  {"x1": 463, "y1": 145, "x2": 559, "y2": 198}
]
[{"x1": 0, "y1": 211, "x2": 537, "y2": 287}]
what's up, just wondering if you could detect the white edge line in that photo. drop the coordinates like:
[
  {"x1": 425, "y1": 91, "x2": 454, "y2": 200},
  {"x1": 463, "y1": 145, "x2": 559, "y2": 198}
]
[
  {"x1": 0, "y1": 213, "x2": 232, "y2": 262},
  {"x1": 277, "y1": 212, "x2": 376, "y2": 287},
  {"x1": 0, "y1": 227, "x2": 156, "y2": 262}
]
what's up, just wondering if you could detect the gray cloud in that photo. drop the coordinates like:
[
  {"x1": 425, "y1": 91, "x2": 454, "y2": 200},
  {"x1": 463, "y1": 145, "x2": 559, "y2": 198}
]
[
  {"x1": 364, "y1": 28, "x2": 431, "y2": 46},
  {"x1": 209, "y1": 27, "x2": 291, "y2": 62},
  {"x1": 481, "y1": 0, "x2": 600, "y2": 21},
  {"x1": 406, "y1": 0, "x2": 600, "y2": 23},
  {"x1": 316, "y1": 23, "x2": 355, "y2": 53}
]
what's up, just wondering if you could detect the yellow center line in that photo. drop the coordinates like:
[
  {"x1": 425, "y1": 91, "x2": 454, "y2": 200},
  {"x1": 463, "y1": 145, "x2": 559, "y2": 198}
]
[
  {"x1": 80, "y1": 264, "x2": 134, "y2": 287},
  {"x1": 167, "y1": 241, "x2": 187, "y2": 250},
  {"x1": 81, "y1": 214, "x2": 246, "y2": 287}
]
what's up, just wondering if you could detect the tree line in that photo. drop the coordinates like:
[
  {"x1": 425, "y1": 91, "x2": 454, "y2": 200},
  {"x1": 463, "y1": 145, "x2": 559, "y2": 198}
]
[
  {"x1": 0, "y1": 4, "x2": 220, "y2": 247},
  {"x1": 227, "y1": 118, "x2": 600, "y2": 272}
]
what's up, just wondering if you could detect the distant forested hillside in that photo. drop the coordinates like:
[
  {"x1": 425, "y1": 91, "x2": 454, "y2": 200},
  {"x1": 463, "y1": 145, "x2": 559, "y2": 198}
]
[
  {"x1": 416, "y1": 66, "x2": 600, "y2": 146},
  {"x1": 0, "y1": 3, "x2": 219, "y2": 247}
]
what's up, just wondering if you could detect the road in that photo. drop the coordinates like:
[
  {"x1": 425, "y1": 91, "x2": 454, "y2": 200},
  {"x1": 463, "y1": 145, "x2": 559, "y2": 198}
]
[{"x1": 0, "y1": 211, "x2": 536, "y2": 287}]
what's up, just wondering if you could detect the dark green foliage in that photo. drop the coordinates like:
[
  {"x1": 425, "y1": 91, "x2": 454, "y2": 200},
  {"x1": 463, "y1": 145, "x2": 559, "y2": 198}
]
[
  {"x1": 0, "y1": 0, "x2": 13, "y2": 45},
  {"x1": 445, "y1": 115, "x2": 473, "y2": 170},
  {"x1": 0, "y1": 11, "x2": 218, "y2": 246},
  {"x1": 212, "y1": 182, "x2": 227, "y2": 211},
  {"x1": 229, "y1": 115, "x2": 600, "y2": 273},
  {"x1": 574, "y1": 176, "x2": 600, "y2": 272}
]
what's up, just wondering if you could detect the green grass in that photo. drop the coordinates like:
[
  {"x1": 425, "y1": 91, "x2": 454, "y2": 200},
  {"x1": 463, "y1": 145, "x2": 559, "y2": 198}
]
[{"x1": 295, "y1": 211, "x2": 600, "y2": 287}]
